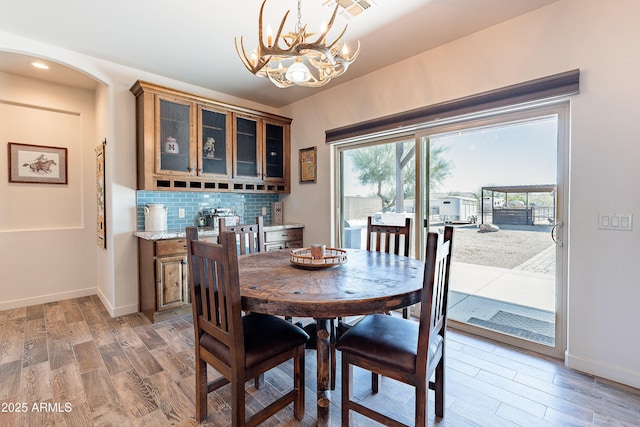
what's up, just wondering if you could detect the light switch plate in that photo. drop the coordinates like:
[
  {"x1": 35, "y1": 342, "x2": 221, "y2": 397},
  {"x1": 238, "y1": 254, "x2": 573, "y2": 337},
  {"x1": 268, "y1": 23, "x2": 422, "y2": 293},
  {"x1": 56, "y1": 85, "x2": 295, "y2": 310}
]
[{"x1": 599, "y1": 213, "x2": 632, "y2": 231}]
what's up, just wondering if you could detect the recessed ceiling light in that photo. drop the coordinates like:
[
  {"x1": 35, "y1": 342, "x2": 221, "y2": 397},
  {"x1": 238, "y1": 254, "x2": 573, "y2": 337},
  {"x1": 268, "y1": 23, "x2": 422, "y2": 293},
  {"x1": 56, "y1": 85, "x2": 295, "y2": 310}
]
[{"x1": 29, "y1": 61, "x2": 50, "y2": 70}]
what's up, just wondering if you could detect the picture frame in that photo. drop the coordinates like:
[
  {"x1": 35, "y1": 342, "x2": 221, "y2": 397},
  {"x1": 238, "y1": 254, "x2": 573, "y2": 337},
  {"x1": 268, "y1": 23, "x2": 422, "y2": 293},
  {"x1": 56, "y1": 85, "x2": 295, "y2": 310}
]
[
  {"x1": 299, "y1": 146, "x2": 317, "y2": 183},
  {"x1": 8, "y1": 142, "x2": 68, "y2": 184},
  {"x1": 96, "y1": 139, "x2": 106, "y2": 249}
]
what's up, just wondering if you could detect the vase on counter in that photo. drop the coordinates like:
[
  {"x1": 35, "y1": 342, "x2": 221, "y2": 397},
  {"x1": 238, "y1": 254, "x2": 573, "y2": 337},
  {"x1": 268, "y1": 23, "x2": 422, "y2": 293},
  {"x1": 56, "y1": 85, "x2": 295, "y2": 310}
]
[{"x1": 144, "y1": 204, "x2": 168, "y2": 231}]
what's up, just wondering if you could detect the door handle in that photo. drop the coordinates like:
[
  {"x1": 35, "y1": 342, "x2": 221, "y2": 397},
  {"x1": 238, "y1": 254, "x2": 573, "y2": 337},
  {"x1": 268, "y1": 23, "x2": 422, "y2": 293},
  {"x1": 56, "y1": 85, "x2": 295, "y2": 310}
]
[{"x1": 551, "y1": 222, "x2": 563, "y2": 247}]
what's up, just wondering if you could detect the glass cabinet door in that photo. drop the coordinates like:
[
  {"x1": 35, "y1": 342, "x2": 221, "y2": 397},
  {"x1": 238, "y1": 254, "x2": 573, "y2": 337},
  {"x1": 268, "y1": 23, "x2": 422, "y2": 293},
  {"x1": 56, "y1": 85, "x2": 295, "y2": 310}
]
[
  {"x1": 199, "y1": 107, "x2": 231, "y2": 176},
  {"x1": 235, "y1": 116, "x2": 260, "y2": 178},
  {"x1": 157, "y1": 97, "x2": 192, "y2": 175},
  {"x1": 264, "y1": 122, "x2": 285, "y2": 180}
]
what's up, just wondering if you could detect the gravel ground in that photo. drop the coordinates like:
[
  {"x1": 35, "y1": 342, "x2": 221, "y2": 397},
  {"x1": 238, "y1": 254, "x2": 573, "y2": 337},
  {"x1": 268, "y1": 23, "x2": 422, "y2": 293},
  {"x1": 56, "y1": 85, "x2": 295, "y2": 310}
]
[{"x1": 446, "y1": 224, "x2": 555, "y2": 269}]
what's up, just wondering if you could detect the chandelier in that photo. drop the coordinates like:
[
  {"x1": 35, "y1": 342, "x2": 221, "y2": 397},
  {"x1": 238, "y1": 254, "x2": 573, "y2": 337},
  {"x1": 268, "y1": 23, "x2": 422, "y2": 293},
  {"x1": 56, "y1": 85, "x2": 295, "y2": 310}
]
[{"x1": 235, "y1": 0, "x2": 360, "y2": 88}]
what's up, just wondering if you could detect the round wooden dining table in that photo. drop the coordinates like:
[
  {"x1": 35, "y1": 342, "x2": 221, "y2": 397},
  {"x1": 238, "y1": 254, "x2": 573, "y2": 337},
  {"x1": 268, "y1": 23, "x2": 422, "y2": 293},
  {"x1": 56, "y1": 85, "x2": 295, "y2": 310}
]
[{"x1": 238, "y1": 248, "x2": 425, "y2": 427}]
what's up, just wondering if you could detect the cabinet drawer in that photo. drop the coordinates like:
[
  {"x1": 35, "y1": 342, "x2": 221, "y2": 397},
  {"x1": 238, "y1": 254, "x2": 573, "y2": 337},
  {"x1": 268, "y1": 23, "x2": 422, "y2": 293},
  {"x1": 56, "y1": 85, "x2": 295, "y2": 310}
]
[
  {"x1": 265, "y1": 240, "x2": 303, "y2": 251},
  {"x1": 265, "y1": 228, "x2": 303, "y2": 243},
  {"x1": 156, "y1": 238, "x2": 187, "y2": 256}
]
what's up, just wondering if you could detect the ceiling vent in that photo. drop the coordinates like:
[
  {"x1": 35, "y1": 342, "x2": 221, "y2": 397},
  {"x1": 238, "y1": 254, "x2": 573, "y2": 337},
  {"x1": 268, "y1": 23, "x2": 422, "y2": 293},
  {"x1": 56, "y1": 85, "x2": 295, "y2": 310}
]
[{"x1": 323, "y1": 0, "x2": 376, "y2": 20}]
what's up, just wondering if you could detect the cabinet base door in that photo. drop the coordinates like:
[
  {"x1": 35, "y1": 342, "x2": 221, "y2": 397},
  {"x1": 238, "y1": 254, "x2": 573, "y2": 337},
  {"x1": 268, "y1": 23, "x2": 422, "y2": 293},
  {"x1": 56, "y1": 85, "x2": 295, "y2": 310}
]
[{"x1": 156, "y1": 255, "x2": 189, "y2": 311}]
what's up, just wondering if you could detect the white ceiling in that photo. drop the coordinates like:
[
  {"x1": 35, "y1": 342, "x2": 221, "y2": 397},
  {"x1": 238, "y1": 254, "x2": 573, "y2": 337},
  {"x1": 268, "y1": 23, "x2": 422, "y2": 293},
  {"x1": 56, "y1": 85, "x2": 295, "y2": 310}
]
[{"x1": 0, "y1": 0, "x2": 557, "y2": 108}]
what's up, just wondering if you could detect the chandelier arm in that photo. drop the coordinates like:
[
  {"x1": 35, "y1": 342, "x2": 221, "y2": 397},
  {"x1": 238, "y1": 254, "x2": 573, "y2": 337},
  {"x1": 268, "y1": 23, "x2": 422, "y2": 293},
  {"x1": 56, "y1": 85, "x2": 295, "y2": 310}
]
[
  {"x1": 262, "y1": 7, "x2": 291, "y2": 51},
  {"x1": 266, "y1": 72, "x2": 294, "y2": 88},
  {"x1": 338, "y1": 39, "x2": 361, "y2": 61},
  {"x1": 324, "y1": 25, "x2": 349, "y2": 51},
  {"x1": 256, "y1": 0, "x2": 268, "y2": 53},
  {"x1": 256, "y1": 0, "x2": 307, "y2": 57},
  {"x1": 292, "y1": 25, "x2": 309, "y2": 47},
  {"x1": 309, "y1": 4, "x2": 340, "y2": 45},
  {"x1": 297, "y1": 44, "x2": 336, "y2": 64},
  {"x1": 234, "y1": 36, "x2": 256, "y2": 72},
  {"x1": 235, "y1": 36, "x2": 271, "y2": 74},
  {"x1": 329, "y1": 39, "x2": 361, "y2": 62},
  {"x1": 295, "y1": 77, "x2": 331, "y2": 88}
]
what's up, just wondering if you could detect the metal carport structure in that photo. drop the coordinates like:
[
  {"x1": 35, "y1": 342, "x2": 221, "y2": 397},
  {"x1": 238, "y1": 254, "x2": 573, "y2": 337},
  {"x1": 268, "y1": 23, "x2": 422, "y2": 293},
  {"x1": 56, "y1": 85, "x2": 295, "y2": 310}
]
[{"x1": 481, "y1": 184, "x2": 556, "y2": 225}]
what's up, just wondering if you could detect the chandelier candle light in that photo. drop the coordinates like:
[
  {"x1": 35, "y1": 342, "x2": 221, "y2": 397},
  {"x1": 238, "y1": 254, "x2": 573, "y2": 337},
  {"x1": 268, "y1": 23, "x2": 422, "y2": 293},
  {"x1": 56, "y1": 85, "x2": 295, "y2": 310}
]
[{"x1": 235, "y1": 0, "x2": 360, "y2": 88}]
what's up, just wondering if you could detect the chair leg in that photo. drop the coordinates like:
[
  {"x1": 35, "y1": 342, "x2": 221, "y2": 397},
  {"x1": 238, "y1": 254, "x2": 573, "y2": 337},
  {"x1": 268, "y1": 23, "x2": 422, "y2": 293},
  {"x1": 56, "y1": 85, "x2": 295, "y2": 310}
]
[
  {"x1": 371, "y1": 372, "x2": 380, "y2": 393},
  {"x1": 415, "y1": 379, "x2": 427, "y2": 427},
  {"x1": 341, "y1": 354, "x2": 353, "y2": 426},
  {"x1": 402, "y1": 307, "x2": 409, "y2": 319},
  {"x1": 330, "y1": 318, "x2": 336, "y2": 390},
  {"x1": 294, "y1": 345, "x2": 305, "y2": 420},
  {"x1": 434, "y1": 358, "x2": 445, "y2": 417},
  {"x1": 195, "y1": 355, "x2": 208, "y2": 422},
  {"x1": 254, "y1": 374, "x2": 264, "y2": 389},
  {"x1": 231, "y1": 373, "x2": 246, "y2": 426}
]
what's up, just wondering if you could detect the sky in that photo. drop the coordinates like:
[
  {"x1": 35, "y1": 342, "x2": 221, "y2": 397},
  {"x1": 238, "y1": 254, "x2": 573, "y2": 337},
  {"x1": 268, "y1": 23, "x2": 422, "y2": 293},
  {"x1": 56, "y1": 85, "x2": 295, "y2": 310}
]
[
  {"x1": 342, "y1": 116, "x2": 558, "y2": 198},
  {"x1": 433, "y1": 117, "x2": 557, "y2": 194}
]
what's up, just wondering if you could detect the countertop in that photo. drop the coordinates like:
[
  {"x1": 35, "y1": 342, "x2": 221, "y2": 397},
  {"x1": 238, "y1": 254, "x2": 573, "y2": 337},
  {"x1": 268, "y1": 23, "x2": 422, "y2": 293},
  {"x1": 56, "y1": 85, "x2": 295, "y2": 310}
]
[{"x1": 133, "y1": 223, "x2": 305, "y2": 241}]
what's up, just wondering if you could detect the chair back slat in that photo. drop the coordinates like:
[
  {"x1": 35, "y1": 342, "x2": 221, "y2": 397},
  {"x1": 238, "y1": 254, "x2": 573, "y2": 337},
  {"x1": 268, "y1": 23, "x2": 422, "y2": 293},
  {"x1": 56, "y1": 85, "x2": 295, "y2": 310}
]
[
  {"x1": 219, "y1": 216, "x2": 265, "y2": 255},
  {"x1": 366, "y1": 216, "x2": 411, "y2": 256},
  {"x1": 186, "y1": 228, "x2": 244, "y2": 353},
  {"x1": 431, "y1": 239, "x2": 451, "y2": 330},
  {"x1": 417, "y1": 226, "x2": 453, "y2": 369}
]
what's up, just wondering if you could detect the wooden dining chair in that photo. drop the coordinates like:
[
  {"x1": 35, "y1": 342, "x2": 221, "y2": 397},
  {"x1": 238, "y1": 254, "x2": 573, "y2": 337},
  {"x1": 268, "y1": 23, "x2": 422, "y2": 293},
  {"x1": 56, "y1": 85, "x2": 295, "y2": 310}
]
[
  {"x1": 219, "y1": 216, "x2": 265, "y2": 255},
  {"x1": 367, "y1": 215, "x2": 413, "y2": 318},
  {"x1": 186, "y1": 227, "x2": 309, "y2": 426},
  {"x1": 219, "y1": 215, "x2": 274, "y2": 388},
  {"x1": 220, "y1": 215, "x2": 292, "y2": 389},
  {"x1": 335, "y1": 216, "x2": 414, "y2": 390},
  {"x1": 336, "y1": 226, "x2": 454, "y2": 427}
]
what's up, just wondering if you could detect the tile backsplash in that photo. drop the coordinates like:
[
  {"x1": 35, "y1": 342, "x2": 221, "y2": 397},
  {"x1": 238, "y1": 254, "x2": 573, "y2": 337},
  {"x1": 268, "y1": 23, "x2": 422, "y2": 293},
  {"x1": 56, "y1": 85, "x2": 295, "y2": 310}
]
[{"x1": 136, "y1": 191, "x2": 279, "y2": 231}]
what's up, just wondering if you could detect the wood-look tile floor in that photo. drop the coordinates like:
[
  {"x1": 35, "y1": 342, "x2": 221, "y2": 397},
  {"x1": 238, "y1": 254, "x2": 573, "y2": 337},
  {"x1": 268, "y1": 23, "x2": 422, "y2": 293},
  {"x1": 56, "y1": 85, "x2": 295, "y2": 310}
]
[{"x1": 1, "y1": 295, "x2": 639, "y2": 426}]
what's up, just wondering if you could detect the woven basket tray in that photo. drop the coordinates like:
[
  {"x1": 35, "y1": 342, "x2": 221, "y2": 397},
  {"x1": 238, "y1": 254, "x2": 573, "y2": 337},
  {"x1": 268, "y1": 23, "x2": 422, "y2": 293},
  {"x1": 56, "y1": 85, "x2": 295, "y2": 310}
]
[{"x1": 290, "y1": 247, "x2": 347, "y2": 269}]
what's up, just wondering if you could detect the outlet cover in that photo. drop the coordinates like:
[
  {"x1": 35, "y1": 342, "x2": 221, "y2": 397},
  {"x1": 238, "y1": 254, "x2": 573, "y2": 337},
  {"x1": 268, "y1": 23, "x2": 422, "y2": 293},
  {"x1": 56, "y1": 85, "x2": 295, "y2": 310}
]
[{"x1": 272, "y1": 202, "x2": 283, "y2": 225}]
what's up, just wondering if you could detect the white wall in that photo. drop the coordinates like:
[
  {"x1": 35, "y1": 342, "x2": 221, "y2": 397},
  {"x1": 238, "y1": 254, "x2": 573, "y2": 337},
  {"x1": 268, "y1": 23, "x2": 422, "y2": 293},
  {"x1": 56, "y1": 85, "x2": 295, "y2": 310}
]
[
  {"x1": 0, "y1": 72, "x2": 97, "y2": 307},
  {"x1": 281, "y1": 0, "x2": 640, "y2": 388}
]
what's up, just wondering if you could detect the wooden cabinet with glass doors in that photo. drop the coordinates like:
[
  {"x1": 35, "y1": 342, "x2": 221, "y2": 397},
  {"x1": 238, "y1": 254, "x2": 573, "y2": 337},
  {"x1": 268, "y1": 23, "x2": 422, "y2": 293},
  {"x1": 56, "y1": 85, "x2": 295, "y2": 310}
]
[
  {"x1": 234, "y1": 114, "x2": 260, "y2": 180},
  {"x1": 199, "y1": 105, "x2": 233, "y2": 178},
  {"x1": 156, "y1": 95, "x2": 194, "y2": 177},
  {"x1": 263, "y1": 120, "x2": 288, "y2": 182},
  {"x1": 131, "y1": 80, "x2": 291, "y2": 193}
]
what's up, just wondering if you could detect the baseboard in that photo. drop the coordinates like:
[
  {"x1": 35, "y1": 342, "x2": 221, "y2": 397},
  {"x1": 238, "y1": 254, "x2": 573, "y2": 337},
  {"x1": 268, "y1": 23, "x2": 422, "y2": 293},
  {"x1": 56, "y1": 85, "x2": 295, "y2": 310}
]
[
  {"x1": 0, "y1": 287, "x2": 96, "y2": 311},
  {"x1": 566, "y1": 351, "x2": 640, "y2": 389},
  {"x1": 95, "y1": 288, "x2": 139, "y2": 318}
]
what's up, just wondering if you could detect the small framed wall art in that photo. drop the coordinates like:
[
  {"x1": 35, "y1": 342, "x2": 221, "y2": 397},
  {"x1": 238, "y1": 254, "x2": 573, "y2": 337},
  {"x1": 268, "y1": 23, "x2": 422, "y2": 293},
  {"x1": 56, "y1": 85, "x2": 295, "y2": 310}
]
[
  {"x1": 96, "y1": 139, "x2": 107, "y2": 249},
  {"x1": 299, "y1": 146, "x2": 317, "y2": 183},
  {"x1": 8, "y1": 142, "x2": 68, "y2": 184}
]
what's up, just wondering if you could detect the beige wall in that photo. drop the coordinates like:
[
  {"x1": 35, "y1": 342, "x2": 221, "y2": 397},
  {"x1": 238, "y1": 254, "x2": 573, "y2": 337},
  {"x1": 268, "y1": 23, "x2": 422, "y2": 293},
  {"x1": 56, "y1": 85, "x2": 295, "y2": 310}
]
[
  {"x1": 0, "y1": 72, "x2": 97, "y2": 306},
  {"x1": 281, "y1": 0, "x2": 640, "y2": 388}
]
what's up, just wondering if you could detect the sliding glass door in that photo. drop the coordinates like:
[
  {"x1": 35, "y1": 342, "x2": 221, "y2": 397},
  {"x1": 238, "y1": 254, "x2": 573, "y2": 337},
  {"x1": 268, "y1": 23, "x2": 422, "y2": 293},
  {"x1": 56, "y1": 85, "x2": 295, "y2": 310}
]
[
  {"x1": 418, "y1": 104, "x2": 568, "y2": 357},
  {"x1": 335, "y1": 102, "x2": 568, "y2": 357},
  {"x1": 337, "y1": 137, "x2": 417, "y2": 256}
]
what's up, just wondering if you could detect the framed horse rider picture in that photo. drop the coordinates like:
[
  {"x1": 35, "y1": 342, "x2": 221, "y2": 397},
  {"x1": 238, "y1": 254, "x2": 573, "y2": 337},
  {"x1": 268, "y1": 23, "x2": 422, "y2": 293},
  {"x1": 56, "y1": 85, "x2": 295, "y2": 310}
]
[{"x1": 8, "y1": 142, "x2": 68, "y2": 184}]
